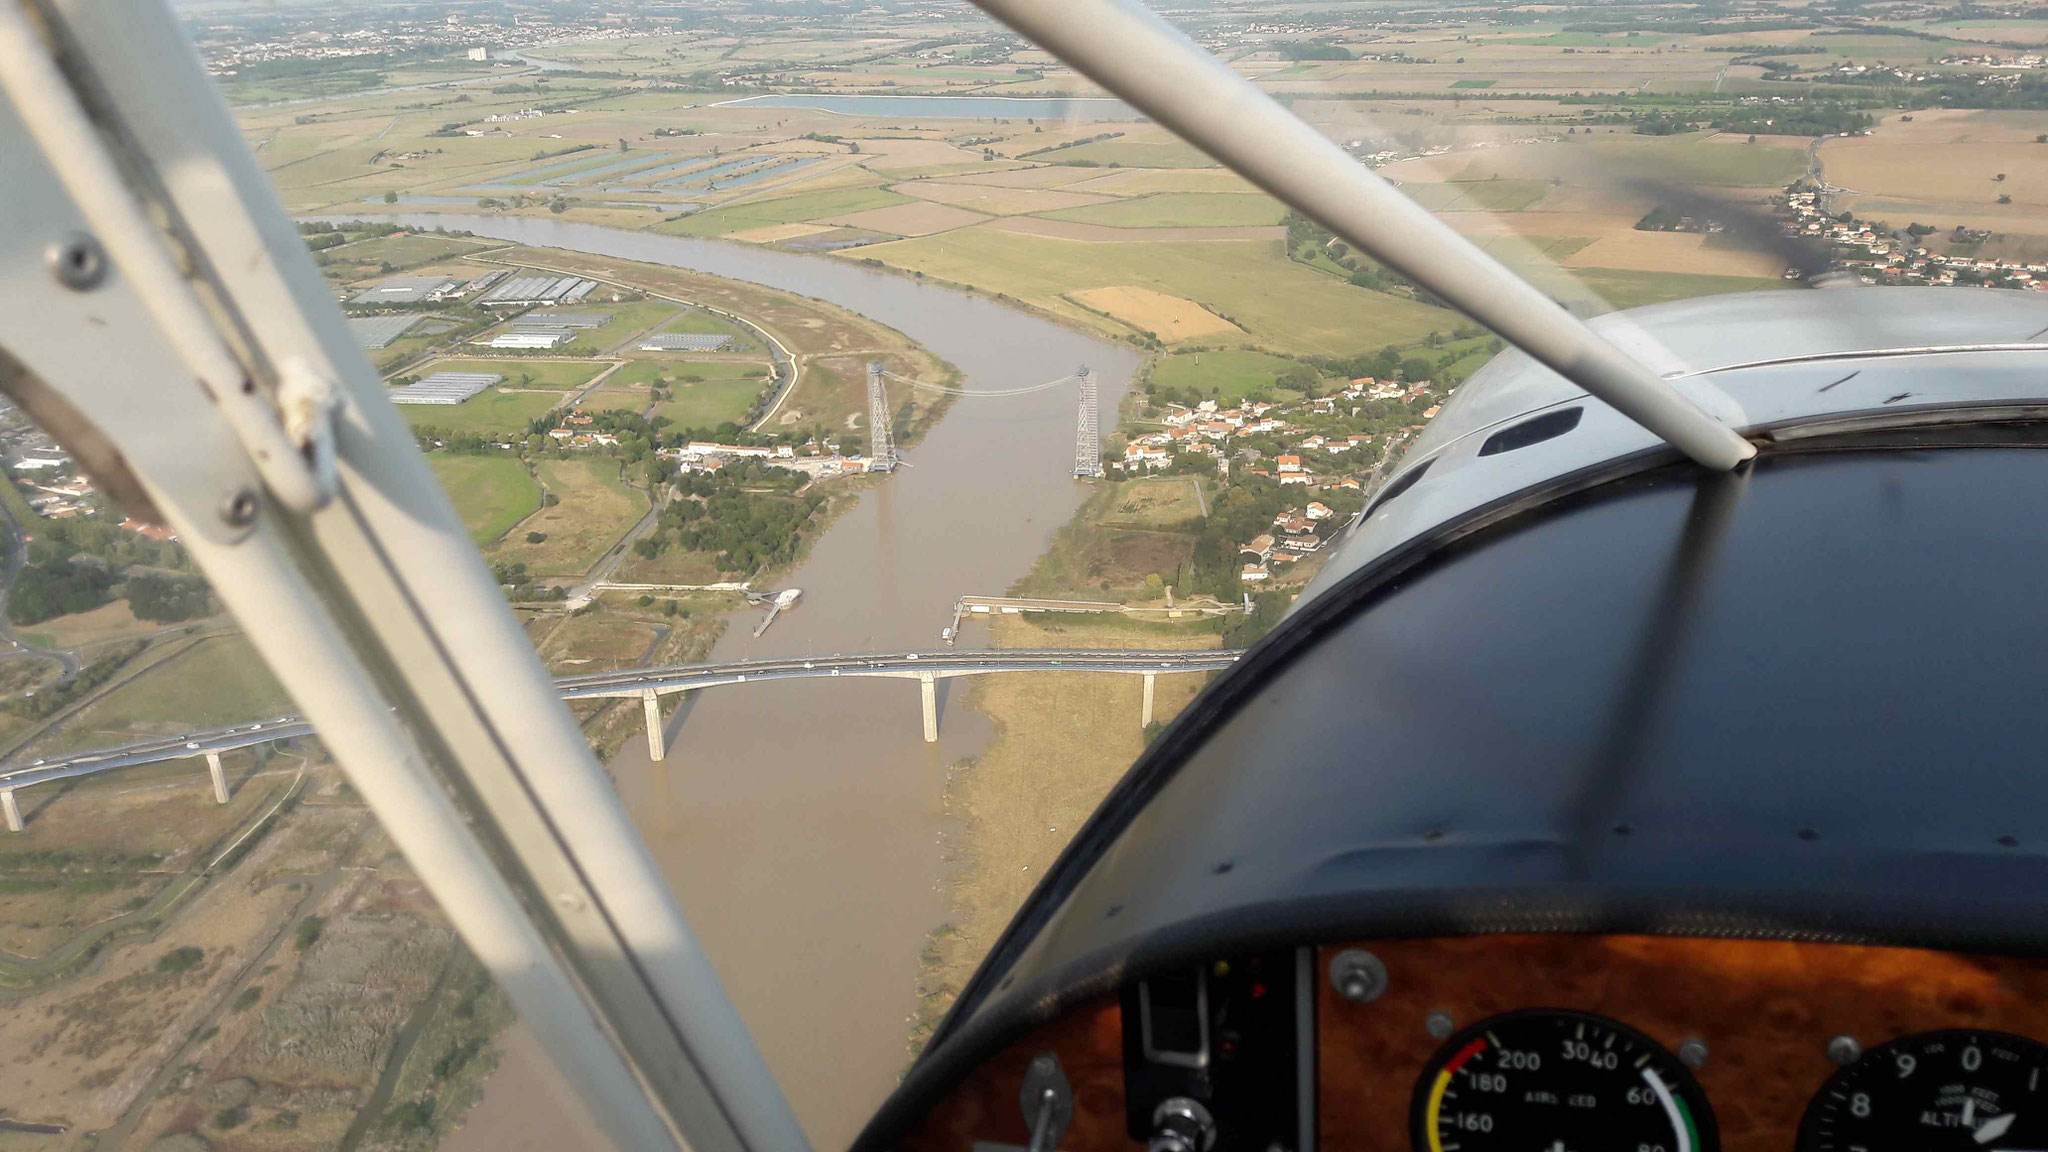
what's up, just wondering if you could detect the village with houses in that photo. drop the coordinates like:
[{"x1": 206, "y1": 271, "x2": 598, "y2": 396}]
[
  {"x1": 1780, "y1": 182, "x2": 2048, "y2": 288},
  {"x1": 1107, "y1": 374, "x2": 1443, "y2": 594}
]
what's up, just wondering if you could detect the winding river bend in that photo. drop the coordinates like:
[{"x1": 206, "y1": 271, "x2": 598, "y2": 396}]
[{"x1": 384, "y1": 216, "x2": 1140, "y2": 1146}]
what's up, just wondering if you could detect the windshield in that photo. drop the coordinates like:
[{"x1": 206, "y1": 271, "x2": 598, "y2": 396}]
[{"x1": 1, "y1": 0, "x2": 2036, "y2": 1147}]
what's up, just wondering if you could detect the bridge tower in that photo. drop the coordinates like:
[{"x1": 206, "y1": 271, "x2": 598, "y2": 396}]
[
  {"x1": 1072, "y1": 364, "x2": 1101, "y2": 478},
  {"x1": 866, "y1": 361, "x2": 897, "y2": 473}
]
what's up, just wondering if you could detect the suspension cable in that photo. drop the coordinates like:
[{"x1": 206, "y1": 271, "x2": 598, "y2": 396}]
[{"x1": 880, "y1": 369, "x2": 1079, "y2": 398}]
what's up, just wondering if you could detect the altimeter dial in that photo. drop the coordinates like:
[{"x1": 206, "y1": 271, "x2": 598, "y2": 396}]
[{"x1": 1801, "y1": 1031, "x2": 2048, "y2": 1152}]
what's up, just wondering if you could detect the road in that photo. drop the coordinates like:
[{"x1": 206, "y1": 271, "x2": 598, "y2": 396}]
[{"x1": 0, "y1": 647, "x2": 1244, "y2": 792}]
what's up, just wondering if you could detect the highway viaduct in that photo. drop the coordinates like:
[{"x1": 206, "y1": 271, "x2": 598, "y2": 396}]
[{"x1": 0, "y1": 647, "x2": 1242, "y2": 830}]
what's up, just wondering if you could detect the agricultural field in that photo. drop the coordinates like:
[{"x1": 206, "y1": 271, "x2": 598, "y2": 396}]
[
  {"x1": 429, "y1": 454, "x2": 544, "y2": 545},
  {"x1": 484, "y1": 458, "x2": 645, "y2": 579},
  {"x1": 1149, "y1": 349, "x2": 1313, "y2": 402},
  {"x1": 397, "y1": 389, "x2": 563, "y2": 438},
  {"x1": 410, "y1": 358, "x2": 607, "y2": 391},
  {"x1": 1041, "y1": 192, "x2": 1288, "y2": 229},
  {"x1": 658, "y1": 377, "x2": 776, "y2": 431},
  {"x1": 315, "y1": 233, "x2": 495, "y2": 280},
  {"x1": 1069, "y1": 286, "x2": 1243, "y2": 342},
  {"x1": 655, "y1": 187, "x2": 911, "y2": 237},
  {"x1": 852, "y1": 227, "x2": 1458, "y2": 355}
]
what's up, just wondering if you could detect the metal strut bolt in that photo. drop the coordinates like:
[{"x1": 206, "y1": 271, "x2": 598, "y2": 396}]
[{"x1": 48, "y1": 233, "x2": 108, "y2": 291}]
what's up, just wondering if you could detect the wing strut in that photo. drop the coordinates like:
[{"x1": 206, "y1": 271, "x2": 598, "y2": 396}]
[
  {"x1": 964, "y1": 0, "x2": 1757, "y2": 473},
  {"x1": 0, "y1": 4, "x2": 809, "y2": 1151}
]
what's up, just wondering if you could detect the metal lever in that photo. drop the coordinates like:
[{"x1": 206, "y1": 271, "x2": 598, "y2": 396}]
[
  {"x1": 1020, "y1": 1052, "x2": 1073, "y2": 1152},
  {"x1": 1148, "y1": 1097, "x2": 1217, "y2": 1152}
]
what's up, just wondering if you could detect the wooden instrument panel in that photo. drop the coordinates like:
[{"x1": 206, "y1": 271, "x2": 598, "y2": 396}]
[
  {"x1": 904, "y1": 936, "x2": 2048, "y2": 1152},
  {"x1": 1322, "y1": 936, "x2": 2048, "y2": 1152}
]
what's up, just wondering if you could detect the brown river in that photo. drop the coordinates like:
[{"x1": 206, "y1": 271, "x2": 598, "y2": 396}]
[{"x1": 389, "y1": 217, "x2": 1142, "y2": 1149}]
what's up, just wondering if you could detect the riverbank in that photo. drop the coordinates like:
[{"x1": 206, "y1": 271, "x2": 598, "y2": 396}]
[{"x1": 914, "y1": 613, "x2": 1223, "y2": 1051}]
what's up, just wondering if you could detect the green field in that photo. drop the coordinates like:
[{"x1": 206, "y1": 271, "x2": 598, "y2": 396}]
[
  {"x1": 1040, "y1": 192, "x2": 1287, "y2": 229},
  {"x1": 607, "y1": 359, "x2": 771, "y2": 388},
  {"x1": 412, "y1": 358, "x2": 606, "y2": 390},
  {"x1": 555, "y1": 300, "x2": 682, "y2": 350},
  {"x1": 662, "y1": 309, "x2": 758, "y2": 346},
  {"x1": 851, "y1": 229, "x2": 1458, "y2": 356},
  {"x1": 428, "y1": 454, "x2": 543, "y2": 545},
  {"x1": 397, "y1": 390, "x2": 562, "y2": 437},
  {"x1": 654, "y1": 186, "x2": 911, "y2": 237},
  {"x1": 55, "y1": 636, "x2": 290, "y2": 751},
  {"x1": 1149, "y1": 349, "x2": 1308, "y2": 401},
  {"x1": 656, "y1": 378, "x2": 772, "y2": 430},
  {"x1": 1450, "y1": 79, "x2": 1497, "y2": 88},
  {"x1": 578, "y1": 388, "x2": 652, "y2": 414}
]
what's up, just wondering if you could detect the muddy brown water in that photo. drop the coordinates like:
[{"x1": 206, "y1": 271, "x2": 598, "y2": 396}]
[{"x1": 378, "y1": 216, "x2": 1141, "y2": 1148}]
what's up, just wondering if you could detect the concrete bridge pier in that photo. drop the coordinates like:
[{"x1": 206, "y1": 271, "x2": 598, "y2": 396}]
[
  {"x1": 1142, "y1": 672, "x2": 1156, "y2": 729},
  {"x1": 642, "y1": 690, "x2": 667, "y2": 762},
  {"x1": 920, "y1": 673, "x2": 938, "y2": 743},
  {"x1": 1, "y1": 788, "x2": 19, "y2": 832},
  {"x1": 207, "y1": 751, "x2": 230, "y2": 805}
]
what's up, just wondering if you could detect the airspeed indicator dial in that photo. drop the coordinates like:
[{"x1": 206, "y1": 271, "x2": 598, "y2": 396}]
[
  {"x1": 1410, "y1": 1010, "x2": 1717, "y2": 1152},
  {"x1": 1799, "y1": 1031, "x2": 2048, "y2": 1152}
]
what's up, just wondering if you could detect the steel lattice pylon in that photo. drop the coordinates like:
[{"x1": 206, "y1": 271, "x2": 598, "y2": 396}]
[
  {"x1": 867, "y1": 360, "x2": 896, "y2": 472},
  {"x1": 1072, "y1": 364, "x2": 1101, "y2": 478}
]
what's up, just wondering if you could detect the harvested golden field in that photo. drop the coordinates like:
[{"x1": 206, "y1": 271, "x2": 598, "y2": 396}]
[
  {"x1": 1562, "y1": 231, "x2": 1785, "y2": 278},
  {"x1": 1069, "y1": 285, "x2": 1243, "y2": 341},
  {"x1": 898, "y1": 181, "x2": 1115, "y2": 215},
  {"x1": 15, "y1": 600, "x2": 176, "y2": 650},
  {"x1": 1824, "y1": 133, "x2": 2048, "y2": 211},
  {"x1": 923, "y1": 165, "x2": 1099, "y2": 189},
  {"x1": 855, "y1": 138, "x2": 986, "y2": 170},
  {"x1": 989, "y1": 217, "x2": 1284, "y2": 244},
  {"x1": 824, "y1": 200, "x2": 990, "y2": 236},
  {"x1": 727, "y1": 222, "x2": 837, "y2": 244},
  {"x1": 987, "y1": 122, "x2": 1122, "y2": 157}
]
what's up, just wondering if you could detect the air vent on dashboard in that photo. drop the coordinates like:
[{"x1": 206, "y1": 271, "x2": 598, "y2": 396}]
[{"x1": 1479, "y1": 406, "x2": 1584, "y2": 457}]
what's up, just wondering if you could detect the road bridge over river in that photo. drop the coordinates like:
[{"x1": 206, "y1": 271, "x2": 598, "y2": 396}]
[{"x1": 0, "y1": 647, "x2": 1242, "y2": 830}]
